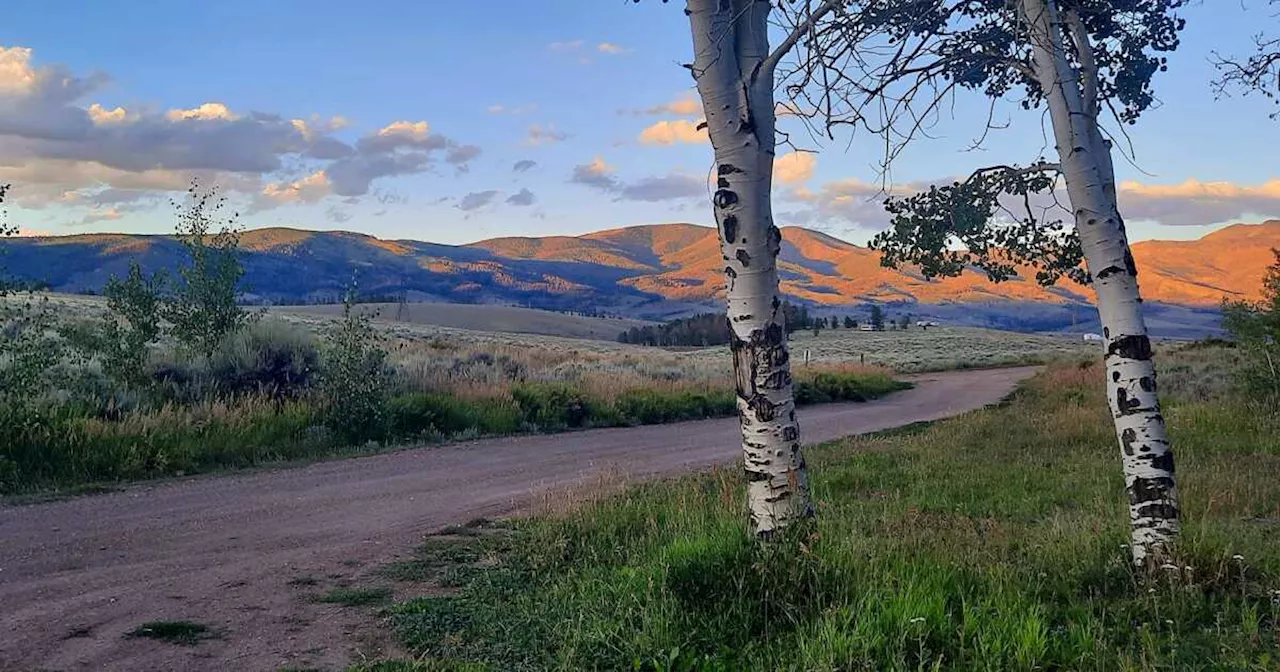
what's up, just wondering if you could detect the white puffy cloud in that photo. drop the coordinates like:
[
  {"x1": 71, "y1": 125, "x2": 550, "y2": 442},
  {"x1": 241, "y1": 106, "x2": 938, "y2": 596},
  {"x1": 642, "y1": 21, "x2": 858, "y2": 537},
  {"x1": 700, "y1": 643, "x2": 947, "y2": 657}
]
[
  {"x1": 256, "y1": 170, "x2": 331, "y2": 209},
  {"x1": 597, "y1": 42, "x2": 628, "y2": 55},
  {"x1": 774, "y1": 152, "x2": 817, "y2": 185},
  {"x1": 165, "y1": 102, "x2": 237, "y2": 122},
  {"x1": 87, "y1": 103, "x2": 133, "y2": 126},
  {"x1": 637, "y1": 119, "x2": 707, "y2": 145}
]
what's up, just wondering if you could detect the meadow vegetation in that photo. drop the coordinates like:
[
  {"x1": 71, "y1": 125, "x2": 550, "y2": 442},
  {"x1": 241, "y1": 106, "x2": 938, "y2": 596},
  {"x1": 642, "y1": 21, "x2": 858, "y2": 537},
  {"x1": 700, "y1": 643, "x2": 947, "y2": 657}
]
[
  {"x1": 359, "y1": 343, "x2": 1280, "y2": 671},
  {"x1": 0, "y1": 188, "x2": 918, "y2": 495}
]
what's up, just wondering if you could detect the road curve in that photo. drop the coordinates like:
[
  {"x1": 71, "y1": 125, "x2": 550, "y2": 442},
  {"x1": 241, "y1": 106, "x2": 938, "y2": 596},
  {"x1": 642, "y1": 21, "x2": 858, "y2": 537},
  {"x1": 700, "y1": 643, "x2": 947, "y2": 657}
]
[{"x1": 0, "y1": 365, "x2": 1039, "y2": 672}]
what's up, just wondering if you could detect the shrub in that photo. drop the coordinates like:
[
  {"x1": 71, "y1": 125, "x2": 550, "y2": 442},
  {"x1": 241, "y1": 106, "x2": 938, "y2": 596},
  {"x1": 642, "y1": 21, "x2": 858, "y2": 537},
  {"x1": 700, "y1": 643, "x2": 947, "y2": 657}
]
[
  {"x1": 208, "y1": 319, "x2": 319, "y2": 399},
  {"x1": 511, "y1": 382, "x2": 602, "y2": 430},
  {"x1": 613, "y1": 388, "x2": 735, "y2": 425},
  {"x1": 389, "y1": 392, "x2": 522, "y2": 439},
  {"x1": 793, "y1": 371, "x2": 909, "y2": 405},
  {"x1": 162, "y1": 183, "x2": 248, "y2": 357},
  {"x1": 100, "y1": 261, "x2": 165, "y2": 385},
  {"x1": 320, "y1": 288, "x2": 392, "y2": 443},
  {"x1": 1221, "y1": 248, "x2": 1280, "y2": 400}
]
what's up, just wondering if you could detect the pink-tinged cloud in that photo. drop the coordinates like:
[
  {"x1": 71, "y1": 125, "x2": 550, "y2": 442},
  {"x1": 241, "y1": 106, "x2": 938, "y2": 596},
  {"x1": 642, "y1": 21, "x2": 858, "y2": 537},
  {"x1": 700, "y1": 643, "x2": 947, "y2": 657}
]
[
  {"x1": 638, "y1": 119, "x2": 707, "y2": 145},
  {"x1": 774, "y1": 152, "x2": 817, "y2": 185}
]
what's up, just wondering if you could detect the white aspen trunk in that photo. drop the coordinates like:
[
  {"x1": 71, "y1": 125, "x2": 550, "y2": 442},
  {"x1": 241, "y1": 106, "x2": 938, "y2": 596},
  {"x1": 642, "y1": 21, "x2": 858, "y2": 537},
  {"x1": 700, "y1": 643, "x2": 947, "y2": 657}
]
[
  {"x1": 686, "y1": 0, "x2": 813, "y2": 535},
  {"x1": 1019, "y1": 0, "x2": 1180, "y2": 566}
]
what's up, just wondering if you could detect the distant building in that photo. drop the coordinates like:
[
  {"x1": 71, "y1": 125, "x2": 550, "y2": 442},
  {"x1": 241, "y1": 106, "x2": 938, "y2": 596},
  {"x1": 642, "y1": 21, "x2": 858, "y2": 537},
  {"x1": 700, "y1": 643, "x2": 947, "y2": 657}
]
[
  {"x1": 858, "y1": 323, "x2": 875, "y2": 331},
  {"x1": 1083, "y1": 333, "x2": 1105, "y2": 342}
]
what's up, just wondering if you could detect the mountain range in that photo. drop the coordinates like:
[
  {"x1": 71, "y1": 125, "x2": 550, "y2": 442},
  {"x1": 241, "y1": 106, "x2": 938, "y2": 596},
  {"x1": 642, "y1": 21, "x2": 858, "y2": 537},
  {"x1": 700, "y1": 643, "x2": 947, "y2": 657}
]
[{"x1": 4, "y1": 220, "x2": 1277, "y2": 337}]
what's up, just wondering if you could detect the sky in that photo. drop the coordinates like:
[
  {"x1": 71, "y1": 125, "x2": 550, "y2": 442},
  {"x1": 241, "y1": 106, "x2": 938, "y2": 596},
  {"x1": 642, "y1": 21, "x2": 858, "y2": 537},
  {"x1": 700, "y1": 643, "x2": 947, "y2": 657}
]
[{"x1": 0, "y1": 0, "x2": 1277, "y2": 246}]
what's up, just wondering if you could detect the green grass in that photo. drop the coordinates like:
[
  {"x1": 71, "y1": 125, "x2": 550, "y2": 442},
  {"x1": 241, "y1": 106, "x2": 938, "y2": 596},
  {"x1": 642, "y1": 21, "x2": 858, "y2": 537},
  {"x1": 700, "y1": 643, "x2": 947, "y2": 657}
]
[
  {"x1": 316, "y1": 586, "x2": 394, "y2": 607},
  {"x1": 126, "y1": 620, "x2": 215, "y2": 646},
  {"x1": 366, "y1": 353, "x2": 1280, "y2": 671},
  {"x1": 2, "y1": 370, "x2": 909, "y2": 496}
]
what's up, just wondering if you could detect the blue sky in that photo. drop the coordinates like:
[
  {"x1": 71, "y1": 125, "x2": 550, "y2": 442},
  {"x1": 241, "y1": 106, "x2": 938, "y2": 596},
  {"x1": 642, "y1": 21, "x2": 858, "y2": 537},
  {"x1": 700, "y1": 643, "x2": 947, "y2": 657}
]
[{"x1": 1, "y1": 0, "x2": 1277, "y2": 246}]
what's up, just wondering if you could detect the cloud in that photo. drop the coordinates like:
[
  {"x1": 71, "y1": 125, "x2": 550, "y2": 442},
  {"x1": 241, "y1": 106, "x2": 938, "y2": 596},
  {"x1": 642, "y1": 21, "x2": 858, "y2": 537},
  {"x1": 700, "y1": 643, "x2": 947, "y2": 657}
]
[
  {"x1": 506, "y1": 188, "x2": 536, "y2": 206},
  {"x1": 0, "y1": 47, "x2": 40, "y2": 95},
  {"x1": 165, "y1": 102, "x2": 238, "y2": 122},
  {"x1": 289, "y1": 115, "x2": 349, "y2": 140},
  {"x1": 324, "y1": 152, "x2": 434, "y2": 197},
  {"x1": 782, "y1": 173, "x2": 1280, "y2": 235},
  {"x1": 458, "y1": 189, "x2": 500, "y2": 211},
  {"x1": 618, "y1": 174, "x2": 704, "y2": 202},
  {"x1": 774, "y1": 152, "x2": 817, "y2": 185},
  {"x1": 782, "y1": 178, "x2": 900, "y2": 231},
  {"x1": 569, "y1": 157, "x2": 703, "y2": 202},
  {"x1": 1117, "y1": 178, "x2": 1280, "y2": 226},
  {"x1": 325, "y1": 205, "x2": 352, "y2": 223},
  {"x1": 487, "y1": 103, "x2": 537, "y2": 116},
  {"x1": 87, "y1": 103, "x2": 132, "y2": 125},
  {"x1": 79, "y1": 207, "x2": 124, "y2": 224},
  {"x1": 570, "y1": 157, "x2": 619, "y2": 190},
  {"x1": 15, "y1": 227, "x2": 50, "y2": 237},
  {"x1": 446, "y1": 144, "x2": 482, "y2": 165},
  {"x1": 513, "y1": 159, "x2": 537, "y2": 173},
  {"x1": 526, "y1": 123, "x2": 569, "y2": 146},
  {"x1": 0, "y1": 45, "x2": 482, "y2": 212},
  {"x1": 637, "y1": 119, "x2": 707, "y2": 145},
  {"x1": 357, "y1": 120, "x2": 445, "y2": 153},
  {"x1": 626, "y1": 94, "x2": 701, "y2": 117},
  {"x1": 597, "y1": 42, "x2": 628, "y2": 55},
  {"x1": 256, "y1": 170, "x2": 331, "y2": 209},
  {"x1": 548, "y1": 40, "x2": 584, "y2": 52}
]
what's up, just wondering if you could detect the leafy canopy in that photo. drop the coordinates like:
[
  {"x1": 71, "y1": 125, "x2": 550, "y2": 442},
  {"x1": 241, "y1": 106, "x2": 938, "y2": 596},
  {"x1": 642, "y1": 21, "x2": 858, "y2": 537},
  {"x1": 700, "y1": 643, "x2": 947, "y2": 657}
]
[{"x1": 860, "y1": 0, "x2": 1186, "y2": 287}]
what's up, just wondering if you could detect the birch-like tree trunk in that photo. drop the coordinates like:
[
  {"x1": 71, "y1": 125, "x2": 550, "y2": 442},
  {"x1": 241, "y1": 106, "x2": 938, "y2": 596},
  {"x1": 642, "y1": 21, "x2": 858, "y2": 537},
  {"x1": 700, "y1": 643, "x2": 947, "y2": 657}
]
[
  {"x1": 686, "y1": 0, "x2": 813, "y2": 535},
  {"x1": 1019, "y1": 0, "x2": 1180, "y2": 566}
]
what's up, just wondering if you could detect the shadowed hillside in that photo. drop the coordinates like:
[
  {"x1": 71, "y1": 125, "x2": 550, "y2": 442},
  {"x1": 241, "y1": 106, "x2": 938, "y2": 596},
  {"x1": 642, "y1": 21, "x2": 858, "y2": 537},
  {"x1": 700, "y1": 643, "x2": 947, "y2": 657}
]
[{"x1": 4, "y1": 220, "x2": 1277, "y2": 334}]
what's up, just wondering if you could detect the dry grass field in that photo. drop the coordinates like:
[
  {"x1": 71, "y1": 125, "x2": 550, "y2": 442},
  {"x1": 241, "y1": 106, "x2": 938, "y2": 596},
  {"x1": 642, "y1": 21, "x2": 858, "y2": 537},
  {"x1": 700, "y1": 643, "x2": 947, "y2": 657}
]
[
  {"x1": 272, "y1": 301, "x2": 655, "y2": 341},
  {"x1": 17, "y1": 293, "x2": 1100, "y2": 378}
]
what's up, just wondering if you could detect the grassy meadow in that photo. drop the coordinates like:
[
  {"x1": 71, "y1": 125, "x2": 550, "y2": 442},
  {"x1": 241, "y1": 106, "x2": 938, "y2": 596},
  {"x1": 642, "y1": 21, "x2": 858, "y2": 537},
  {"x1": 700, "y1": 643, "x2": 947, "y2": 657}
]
[
  {"x1": 2, "y1": 293, "x2": 942, "y2": 495},
  {"x1": 273, "y1": 300, "x2": 655, "y2": 342},
  {"x1": 346, "y1": 343, "x2": 1280, "y2": 671}
]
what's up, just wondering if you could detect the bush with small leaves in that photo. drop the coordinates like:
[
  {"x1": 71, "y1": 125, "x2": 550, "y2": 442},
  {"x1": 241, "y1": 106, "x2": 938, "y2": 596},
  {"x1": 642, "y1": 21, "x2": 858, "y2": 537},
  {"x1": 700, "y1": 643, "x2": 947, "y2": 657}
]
[
  {"x1": 162, "y1": 182, "x2": 249, "y2": 357},
  {"x1": 1222, "y1": 248, "x2": 1280, "y2": 400},
  {"x1": 100, "y1": 261, "x2": 165, "y2": 385},
  {"x1": 208, "y1": 319, "x2": 320, "y2": 399},
  {"x1": 320, "y1": 287, "x2": 392, "y2": 443}
]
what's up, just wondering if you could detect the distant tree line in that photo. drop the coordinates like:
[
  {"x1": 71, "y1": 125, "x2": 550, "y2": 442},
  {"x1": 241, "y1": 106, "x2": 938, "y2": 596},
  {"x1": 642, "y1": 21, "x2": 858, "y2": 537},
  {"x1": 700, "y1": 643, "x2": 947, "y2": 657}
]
[{"x1": 617, "y1": 302, "x2": 925, "y2": 346}]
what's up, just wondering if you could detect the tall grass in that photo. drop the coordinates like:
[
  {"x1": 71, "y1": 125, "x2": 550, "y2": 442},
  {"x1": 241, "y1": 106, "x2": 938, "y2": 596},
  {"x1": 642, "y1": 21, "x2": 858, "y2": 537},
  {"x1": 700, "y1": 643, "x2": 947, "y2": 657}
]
[
  {"x1": 0, "y1": 314, "x2": 908, "y2": 494},
  {"x1": 368, "y1": 349, "x2": 1280, "y2": 671}
]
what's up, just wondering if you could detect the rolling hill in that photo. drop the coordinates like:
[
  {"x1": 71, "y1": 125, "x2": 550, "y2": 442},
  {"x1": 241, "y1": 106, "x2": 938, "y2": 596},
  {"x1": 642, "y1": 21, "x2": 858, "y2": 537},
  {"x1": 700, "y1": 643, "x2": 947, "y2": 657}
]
[{"x1": 3, "y1": 220, "x2": 1276, "y2": 335}]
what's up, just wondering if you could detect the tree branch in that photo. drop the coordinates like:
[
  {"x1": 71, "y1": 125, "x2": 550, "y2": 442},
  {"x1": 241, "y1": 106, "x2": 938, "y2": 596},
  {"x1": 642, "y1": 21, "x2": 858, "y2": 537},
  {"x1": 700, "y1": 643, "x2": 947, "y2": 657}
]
[
  {"x1": 1062, "y1": 9, "x2": 1098, "y2": 119},
  {"x1": 756, "y1": 0, "x2": 843, "y2": 86}
]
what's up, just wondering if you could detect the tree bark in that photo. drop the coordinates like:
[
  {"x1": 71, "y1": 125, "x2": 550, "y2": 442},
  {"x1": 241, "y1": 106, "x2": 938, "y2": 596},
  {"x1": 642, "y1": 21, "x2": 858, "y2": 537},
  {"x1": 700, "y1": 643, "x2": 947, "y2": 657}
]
[
  {"x1": 1019, "y1": 0, "x2": 1180, "y2": 566},
  {"x1": 686, "y1": 0, "x2": 814, "y2": 535}
]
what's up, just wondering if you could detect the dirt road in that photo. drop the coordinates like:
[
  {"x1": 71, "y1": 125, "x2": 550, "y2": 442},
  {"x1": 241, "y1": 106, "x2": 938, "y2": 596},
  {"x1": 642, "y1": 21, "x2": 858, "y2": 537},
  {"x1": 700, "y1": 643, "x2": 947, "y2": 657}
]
[{"x1": 0, "y1": 366, "x2": 1038, "y2": 672}]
